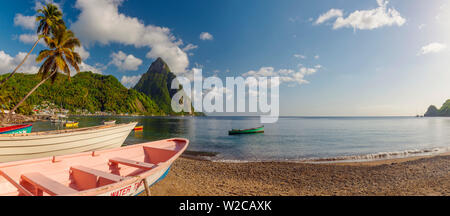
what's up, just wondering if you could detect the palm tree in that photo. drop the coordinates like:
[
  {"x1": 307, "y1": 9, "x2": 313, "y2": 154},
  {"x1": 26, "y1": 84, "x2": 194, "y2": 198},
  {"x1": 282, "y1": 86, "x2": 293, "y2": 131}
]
[
  {"x1": 0, "y1": 3, "x2": 65, "y2": 87},
  {"x1": 0, "y1": 91, "x2": 12, "y2": 114},
  {"x1": 5, "y1": 28, "x2": 81, "y2": 122},
  {"x1": 0, "y1": 90, "x2": 13, "y2": 125}
]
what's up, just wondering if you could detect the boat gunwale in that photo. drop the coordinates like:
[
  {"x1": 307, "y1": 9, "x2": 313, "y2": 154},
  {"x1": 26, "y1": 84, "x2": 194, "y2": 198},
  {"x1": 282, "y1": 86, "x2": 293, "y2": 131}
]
[
  {"x1": 0, "y1": 122, "x2": 137, "y2": 138},
  {"x1": 0, "y1": 130, "x2": 129, "y2": 156}
]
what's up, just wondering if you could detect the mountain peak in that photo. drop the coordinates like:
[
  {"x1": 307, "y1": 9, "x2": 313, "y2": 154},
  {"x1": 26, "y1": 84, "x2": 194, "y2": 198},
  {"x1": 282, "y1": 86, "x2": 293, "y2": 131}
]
[
  {"x1": 133, "y1": 58, "x2": 178, "y2": 114},
  {"x1": 133, "y1": 57, "x2": 199, "y2": 115},
  {"x1": 148, "y1": 57, "x2": 169, "y2": 74}
]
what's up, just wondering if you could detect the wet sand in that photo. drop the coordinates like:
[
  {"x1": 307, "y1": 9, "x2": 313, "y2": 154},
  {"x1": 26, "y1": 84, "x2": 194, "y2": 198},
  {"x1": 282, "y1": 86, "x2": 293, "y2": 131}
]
[{"x1": 150, "y1": 153, "x2": 450, "y2": 196}]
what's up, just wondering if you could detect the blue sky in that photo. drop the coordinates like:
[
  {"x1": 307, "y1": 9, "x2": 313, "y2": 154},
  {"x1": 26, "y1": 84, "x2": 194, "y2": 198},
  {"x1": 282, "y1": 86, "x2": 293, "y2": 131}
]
[{"x1": 1, "y1": 0, "x2": 449, "y2": 116}]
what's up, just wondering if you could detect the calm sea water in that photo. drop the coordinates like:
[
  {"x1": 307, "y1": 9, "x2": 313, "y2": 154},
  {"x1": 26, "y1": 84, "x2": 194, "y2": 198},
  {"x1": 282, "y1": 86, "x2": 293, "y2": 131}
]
[{"x1": 31, "y1": 116, "x2": 450, "y2": 162}]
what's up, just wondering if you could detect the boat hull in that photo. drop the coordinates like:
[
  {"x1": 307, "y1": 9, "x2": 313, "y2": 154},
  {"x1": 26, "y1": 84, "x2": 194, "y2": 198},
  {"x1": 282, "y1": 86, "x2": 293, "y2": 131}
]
[
  {"x1": 65, "y1": 122, "x2": 79, "y2": 128},
  {"x1": 0, "y1": 125, "x2": 32, "y2": 135},
  {"x1": 0, "y1": 122, "x2": 137, "y2": 163},
  {"x1": 103, "y1": 120, "x2": 116, "y2": 126},
  {"x1": 228, "y1": 126, "x2": 264, "y2": 135},
  {"x1": 100, "y1": 166, "x2": 171, "y2": 196}
]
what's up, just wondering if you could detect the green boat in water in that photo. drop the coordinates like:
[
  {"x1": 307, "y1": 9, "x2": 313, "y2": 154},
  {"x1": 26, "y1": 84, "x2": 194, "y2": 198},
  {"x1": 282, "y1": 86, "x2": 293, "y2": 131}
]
[{"x1": 228, "y1": 126, "x2": 264, "y2": 135}]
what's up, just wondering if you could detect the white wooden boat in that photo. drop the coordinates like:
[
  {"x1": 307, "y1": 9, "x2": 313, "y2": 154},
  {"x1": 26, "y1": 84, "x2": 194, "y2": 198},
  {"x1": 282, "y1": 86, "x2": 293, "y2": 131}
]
[
  {"x1": 50, "y1": 118, "x2": 67, "y2": 124},
  {"x1": 0, "y1": 138, "x2": 188, "y2": 196},
  {"x1": 103, "y1": 120, "x2": 116, "y2": 126},
  {"x1": 0, "y1": 122, "x2": 138, "y2": 163}
]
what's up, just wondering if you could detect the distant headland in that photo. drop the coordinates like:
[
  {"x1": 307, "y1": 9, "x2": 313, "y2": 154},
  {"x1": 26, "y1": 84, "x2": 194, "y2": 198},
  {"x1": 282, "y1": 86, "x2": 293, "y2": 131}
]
[{"x1": 424, "y1": 99, "x2": 450, "y2": 117}]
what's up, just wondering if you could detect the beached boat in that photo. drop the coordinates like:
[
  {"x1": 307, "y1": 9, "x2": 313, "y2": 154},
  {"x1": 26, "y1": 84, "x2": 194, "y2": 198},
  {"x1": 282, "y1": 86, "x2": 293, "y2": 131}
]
[
  {"x1": 65, "y1": 121, "x2": 79, "y2": 128},
  {"x1": 103, "y1": 120, "x2": 116, "y2": 126},
  {"x1": 0, "y1": 124, "x2": 32, "y2": 135},
  {"x1": 0, "y1": 122, "x2": 137, "y2": 163},
  {"x1": 0, "y1": 138, "x2": 188, "y2": 196},
  {"x1": 228, "y1": 126, "x2": 264, "y2": 135}
]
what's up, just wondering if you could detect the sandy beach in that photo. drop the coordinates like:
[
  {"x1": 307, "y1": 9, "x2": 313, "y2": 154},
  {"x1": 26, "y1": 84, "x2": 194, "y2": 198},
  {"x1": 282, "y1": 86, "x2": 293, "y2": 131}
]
[{"x1": 150, "y1": 153, "x2": 450, "y2": 196}]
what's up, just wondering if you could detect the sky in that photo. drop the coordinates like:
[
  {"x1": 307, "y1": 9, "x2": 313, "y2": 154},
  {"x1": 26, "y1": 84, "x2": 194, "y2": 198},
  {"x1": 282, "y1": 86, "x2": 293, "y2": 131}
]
[{"x1": 0, "y1": 0, "x2": 449, "y2": 116}]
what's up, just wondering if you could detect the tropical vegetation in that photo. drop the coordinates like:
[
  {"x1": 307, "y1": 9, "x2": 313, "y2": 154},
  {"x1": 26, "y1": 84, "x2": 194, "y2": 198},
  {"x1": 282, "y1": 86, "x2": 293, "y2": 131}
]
[
  {"x1": 3, "y1": 3, "x2": 81, "y2": 123},
  {"x1": 425, "y1": 100, "x2": 450, "y2": 117},
  {"x1": 0, "y1": 3, "x2": 65, "y2": 87},
  {"x1": 0, "y1": 72, "x2": 165, "y2": 115}
]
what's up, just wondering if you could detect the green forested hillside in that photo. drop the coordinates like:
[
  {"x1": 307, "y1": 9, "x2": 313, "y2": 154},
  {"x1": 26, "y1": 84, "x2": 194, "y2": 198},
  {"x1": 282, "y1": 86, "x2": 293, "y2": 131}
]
[
  {"x1": 424, "y1": 99, "x2": 450, "y2": 117},
  {"x1": 134, "y1": 57, "x2": 199, "y2": 115},
  {"x1": 0, "y1": 72, "x2": 164, "y2": 115},
  {"x1": 134, "y1": 58, "x2": 176, "y2": 114}
]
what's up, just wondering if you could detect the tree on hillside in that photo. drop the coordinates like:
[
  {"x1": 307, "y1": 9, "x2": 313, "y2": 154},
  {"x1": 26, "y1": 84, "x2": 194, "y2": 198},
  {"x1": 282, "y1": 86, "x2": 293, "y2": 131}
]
[
  {"x1": 5, "y1": 27, "x2": 81, "y2": 123},
  {"x1": 0, "y1": 3, "x2": 65, "y2": 87}
]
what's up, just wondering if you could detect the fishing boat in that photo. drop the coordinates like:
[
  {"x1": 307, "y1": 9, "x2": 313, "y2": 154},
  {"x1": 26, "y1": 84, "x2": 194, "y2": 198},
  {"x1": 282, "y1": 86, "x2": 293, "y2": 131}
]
[
  {"x1": 0, "y1": 124, "x2": 32, "y2": 135},
  {"x1": 50, "y1": 114, "x2": 68, "y2": 124},
  {"x1": 0, "y1": 122, "x2": 137, "y2": 163},
  {"x1": 134, "y1": 126, "x2": 144, "y2": 131},
  {"x1": 228, "y1": 126, "x2": 264, "y2": 135},
  {"x1": 50, "y1": 118, "x2": 67, "y2": 124},
  {"x1": 0, "y1": 138, "x2": 188, "y2": 196},
  {"x1": 103, "y1": 120, "x2": 116, "y2": 126},
  {"x1": 65, "y1": 121, "x2": 79, "y2": 128}
]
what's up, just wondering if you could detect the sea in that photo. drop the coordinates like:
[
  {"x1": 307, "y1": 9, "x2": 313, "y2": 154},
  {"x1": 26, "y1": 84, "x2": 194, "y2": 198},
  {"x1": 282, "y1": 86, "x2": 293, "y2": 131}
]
[{"x1": 31, "y1": 116, "x2": 450, "y2": 163}]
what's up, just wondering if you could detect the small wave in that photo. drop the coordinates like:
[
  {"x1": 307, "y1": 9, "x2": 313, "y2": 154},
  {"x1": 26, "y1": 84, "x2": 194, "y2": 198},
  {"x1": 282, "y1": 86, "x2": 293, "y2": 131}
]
[
  {"x1": 202, "y1": 147, "x2": 450, "y2": 164},
  {"x1": 302, "y1": 147, "x2": 450, "y2": 163}
]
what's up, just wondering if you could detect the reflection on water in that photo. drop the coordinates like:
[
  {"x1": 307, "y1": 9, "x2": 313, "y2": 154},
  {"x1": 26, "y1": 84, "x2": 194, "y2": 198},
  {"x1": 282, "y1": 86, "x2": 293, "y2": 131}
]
[
  {"x1": 134, "y1": 131, "x2": 144, "y2": 139},
  {"x1": 31, "y1": 116, "x2": 450, "y2": 162}
]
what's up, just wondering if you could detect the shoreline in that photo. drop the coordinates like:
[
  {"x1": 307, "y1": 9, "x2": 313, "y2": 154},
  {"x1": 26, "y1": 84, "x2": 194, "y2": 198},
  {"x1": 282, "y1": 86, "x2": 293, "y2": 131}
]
[
  {"x1": 150, "y1": 153, "x2": 450, "y2": 196},
  {"x1": 182, "y1": 148, "x2": 450, "y2": 164}
]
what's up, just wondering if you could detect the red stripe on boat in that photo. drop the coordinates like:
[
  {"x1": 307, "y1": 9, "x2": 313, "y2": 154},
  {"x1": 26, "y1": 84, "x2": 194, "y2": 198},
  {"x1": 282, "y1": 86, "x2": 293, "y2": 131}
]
[{"x1": 0, "y1": 124, "x2": 33, "y2": 133}]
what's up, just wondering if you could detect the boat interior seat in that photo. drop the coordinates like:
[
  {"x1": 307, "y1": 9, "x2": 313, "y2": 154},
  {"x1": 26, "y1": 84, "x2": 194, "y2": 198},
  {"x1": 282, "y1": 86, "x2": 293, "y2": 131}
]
[
  {"x1": 70, "y1": 165, "x2": 128, "y2": 190},
  {"x1": 109, "y1": 157, "x2": 156, "y2": 170},
  {"x1": 142, "y1": 146, "x2": 177, "y2": 164},
  {"x1": 0, "y1": 170, "x2": 34, "y2": 196},
  {"x1": 20, "y1": 172, "x2": 78, "y2": 196}
]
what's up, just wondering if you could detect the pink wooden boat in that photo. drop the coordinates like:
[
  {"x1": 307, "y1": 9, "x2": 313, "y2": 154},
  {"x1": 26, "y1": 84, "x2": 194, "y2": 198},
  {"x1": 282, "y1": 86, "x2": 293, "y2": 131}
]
[{"x1": 0, "y1": 138, "x2": 188, "y2": 196}]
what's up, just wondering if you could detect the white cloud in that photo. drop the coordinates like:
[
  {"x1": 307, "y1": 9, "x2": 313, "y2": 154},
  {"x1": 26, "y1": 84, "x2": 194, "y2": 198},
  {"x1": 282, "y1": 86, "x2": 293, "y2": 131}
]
[
  {"x1": 109, "y1": 51, "x2": 143, "y2": 71},
  {"x1": 294, "y1": 54, "x2": 306, "y2": 59},
  {"x1": 242, "y1": 64, "x2": 320, "y2": 86},
  {"x1": 182, "y1": 43, "x2": 198, "y2": 52},
  {"x1": 71, "y1": 0, "x2": 189, "y2": 74},
  {"x1": 0, "y1": 51, "x2": 39, "y2": 75},
  {"x1": 18, "y1": 34, "x2": 39, "y2": 44},
  {"x1": 315, "y1": 9, "x2": 343, "y2": 24},
  {"x1": 14, "y1": 14, "x2": 36, "y2": 30},
  {"x1": 418, "y1": 42, "x2": 447, "y2": 55},
  {"x1": 34, "y1": 0, "x2": 63, "y2": 12},
  {"x1": 121, "y1": 74, "x2": 142, "y2": 88},
  {"x1": 78, "y1": 62, "x2": 103, "y2": 74},
  {"x1": 200, "y1": 32, "x2": 213, "y2": 40},
  {"x1": 315, "y1": 0, "x2": 406, "y2": 30},
  {"x1": 75, "y1": 46, "x2": 90, "y2": 60},
  {"x1": 0, "y1": 50, "x2": 102, "y2": 76},
  {"x1": 314, "y1": 55, "x2": 320, "y2": 59}
]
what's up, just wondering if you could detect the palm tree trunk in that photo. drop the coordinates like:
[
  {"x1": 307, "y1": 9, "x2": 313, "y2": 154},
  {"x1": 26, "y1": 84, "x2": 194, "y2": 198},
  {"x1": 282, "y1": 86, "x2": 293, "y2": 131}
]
[
  {"x1": 4, "y1": 70, "x2": 56, "y2": 124},
  {"x1": 0, "y1": 37, "x2": 41, "y2": 87}
]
